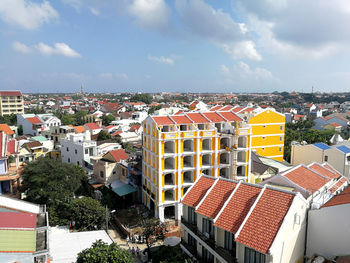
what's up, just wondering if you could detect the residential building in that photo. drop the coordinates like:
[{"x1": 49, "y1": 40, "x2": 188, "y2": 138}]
[
  {"x1": 60, "y1": 131, "x2": 97, "y2": 173},
  {"x1": 0, "y1": 195, "x2": 49, "y2": 263},
  {"x1": 180, "y1": 175, "x2": 308, "y2": 263},
  {"x1": 43, "y1": 125, "x2": 76, "y2": 145},
  {"x1": 17, "y1": 113, "x2": 61, "y2": 136},
  {"x1": 84, "y1": 122, "x2": 102, "y2": 135},
  {"x1": 0, "y1": 90, "x2": 24, "y2": 116},
  {"x1": 142, "y1": 111, "x2": 252, "y2": 221}
]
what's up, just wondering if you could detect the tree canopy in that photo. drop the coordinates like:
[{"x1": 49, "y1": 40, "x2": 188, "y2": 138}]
[
  {"x1": 77, "y1": 240, "x2": 133, "y2": 263},
  {"x1": 97, "y1": 130, "x2": 112, "y2": 141},
  {"x1": 102, "y1": 114, "x2": 115, "y2": 126},
  {"x1": 130, "y1": 93, "x2": 152, "y2": 104}
]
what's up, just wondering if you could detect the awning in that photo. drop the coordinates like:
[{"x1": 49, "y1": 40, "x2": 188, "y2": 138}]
[{"x1": 112, "y1": 183, "x2": 137, "y2": 197}]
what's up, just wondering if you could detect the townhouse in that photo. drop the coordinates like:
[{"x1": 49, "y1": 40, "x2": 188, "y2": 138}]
[
  {"x1": 180, "y1": 176, "x2": 308, "y2": 263},
  {"x1": 142, "y1": 111, "x2": 252, "y2": 221},
  {"x1": 0, "y1": 90, "x2": 24, "y2": 116},
  {"x1": 17, "y1": 113, "x2": 61, "y2": 136}
]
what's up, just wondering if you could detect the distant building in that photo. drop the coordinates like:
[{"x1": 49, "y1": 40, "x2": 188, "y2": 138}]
[{"x1": 0, "y1": 90, "x2": 24, "y2": 116}]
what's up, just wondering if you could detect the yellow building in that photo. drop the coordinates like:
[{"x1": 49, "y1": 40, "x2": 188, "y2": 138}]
[
  {"x1": 142, "y1": 111, "x2": 253, "y2": 221},
  {"x1": 0, "y1": 91, "x2": 24, "y2": 116}
]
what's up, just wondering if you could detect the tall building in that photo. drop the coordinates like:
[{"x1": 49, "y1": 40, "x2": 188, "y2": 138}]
[
  {"x1": 142, "y1": 111, "x2": 253, "y2": 221},
  {"x1": 0, "y1": 90, "x2": 24, "y2": 116}
]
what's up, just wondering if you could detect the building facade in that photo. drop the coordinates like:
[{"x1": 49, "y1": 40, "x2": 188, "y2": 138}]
[
  {"x1": 142, "y1": 111, "x2": 252, "y2": 221},
  {"x1": 0, "y1": 91, "x2": 24, "y2": 116}
]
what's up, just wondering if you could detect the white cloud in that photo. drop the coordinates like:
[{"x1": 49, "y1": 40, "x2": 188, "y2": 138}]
[
  {"x1": 99, "y1": 73, "x2": 128, "y2": 80},
  {"x1": 128, "y1": 0, "x2": 171, "y2": 32},
  {"x1": 0, "y1": 0, "x2": 58, "y2": 30},
  {"x1": 89, "y1": 7, "x2": 100, "y2": 16},
  {"x1": 148, "y1": 55, "x2": 174, "y2": 65},
  {"x1": 220, "y1": 62, "x2": 279, "y2": 90},
  {"x1": 12, "y1": 41, "x2": 32, "y2": 54},
  {"x1": 35, "y1": 42, "x2": 81, "y2": 57},
  {"x1": 175, "y1": 0, "x2": 261, "y2": 61}
]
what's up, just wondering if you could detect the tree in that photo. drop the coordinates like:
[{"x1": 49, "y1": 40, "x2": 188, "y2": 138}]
[
  {"x1": 75, "y1": 110, "x2": 88, "y2": 125},
  {"x1": 0, "y1": 114, "x2": 17, "y2": 125},
  {"x1": 130, "y1": 93, "x2": 152, "y2": 104},
  {"x1": 97, "y1": 130, "x2": 112, "y2": 141},
  {"x1": 61, "y1": 114, "x2": 76, "y2": 125},
  {"x1": 142, "y1": 218, "x2": 167, "y2": 258},
  {"x1": 102, "y1": 114, "x2": 115, "y2": 126},
  {"x1": 77, "y1": 240, "x2": 133, "y2": 263},
  {"x1": 148, "y1": 105, "x2": 162, "y2": 114},
  {"x1": 71, "y1": 197, "x2": 105, "y2": 231}
]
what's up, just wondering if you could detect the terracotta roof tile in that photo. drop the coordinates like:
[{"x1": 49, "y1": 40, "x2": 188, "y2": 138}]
[
  {"x1": 74, "y1": 126, "x2": 85, "y2": 133},
  {"x1": 202, "y1": 112, "x2": 226, "y2": 122},
  {"x1": 0, "y1": 212, "x2": 36, "y2": 229},
  {"x1": 26, "y1": 117, "x2": 42, "y2": 124},
  {"x1": 323, "y1": 186, "x2": 350, "y2": 208},
  {"x1": 85, "y1": 123, "x2": 100, "y2": 130},
  {"x1": 282, "y1": 166, "x2": 330, "y2": 193},
  {"x1": 130, "y1": 124, "x2": 141, "y2": 132},
  {"x1": 232, "y1": 107, "x2": 243, "y2": 113},
  {"x1": 236, "y1": 188, "x2": 294, "y2": 254},
  {"x1": 170, "y1": 115, "x2": 193, "y2": 124},
  {"x1": 218, "y1": 111, "x2": 242, "y2": 122},
  {"x1": 0, "y1": 124, "x2": 14, "y2": 135},
  {"x1": 0, "y1": 91, "x2": 22, "y2": 96},
  {"x1": 214, "y1": 183, "x2": 261, "y2": 233},
  {"x1": 210, "y1": 105, "x2": 223, "y2": 111},
  {"x1": 152, "y1": 116, "x2": 175, "y2": 125},
  {"x1": 220, "y1": 105, "x2": 234, "y2": 111},
  {"x1": 182, "y1": 176, "x2": 215, "y2": 207},
  {"x1": 308, "y1": 163, "x2": 339, "y2": 180},
  {"x1": 196, "y1": 179, "x2": 237, "y2": 219},
  {"x1": 185, "y1": 113, "x2": 209, "y2": 123},
  {"x1": 108, "y1": 149, "x2": 129, "y2": 162},
  {"x1": 112, "y1": 130, "x2": 123, "y2": 136}
]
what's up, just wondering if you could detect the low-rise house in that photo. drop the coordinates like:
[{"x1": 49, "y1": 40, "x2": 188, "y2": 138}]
[
  {"x1": 22, "y1": 141, "x2": 46, "y2": 160},
  {"x1": 0, "y1": 195, "x2": 49, "y2": 263},
  {"x1": 43, "y1": 125, "x2": 76, "y2": 145},
  {"x1": 84, "y1": 122, "x2": 102, "y2": 136},
  {"x1": 0, "y1": 124, "x2": 15, "y2": 139},
  {"x1": 17, "y1": 113, "x2": 61, "y2": 136},
  {"x1": 180, "y1": 176, "x2": 308, "y2": 263}
]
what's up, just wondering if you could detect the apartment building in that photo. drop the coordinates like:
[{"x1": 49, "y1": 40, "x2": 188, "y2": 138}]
[
  {"x1": 17, "y1": 113, "x2": 61, "y2": 136},
  {"x1": 210, "y1": 106, "x2": 286, "y2": 161},
  {"x1": 180, "y1": 176, "x2": 308, "y2": 263},
  {"x1": 0, "y1": 90, "x2": 24, "y2": 116},
  {"x1": 142, "y1": 111, "x2": 252, "y2": 221}
]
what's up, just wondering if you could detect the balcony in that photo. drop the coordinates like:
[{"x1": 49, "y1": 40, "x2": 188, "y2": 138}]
[
  {"x1": 183, "y1": 156, "x2": 193, "y2": 168},
  {"x1": 220, "y1": 138, "x2": 230, "y2": 149},
  {"x1": 183, "y1": 171, "x2": 193, "y2": 184},
  {"x1": 164, "y1": 141, "x2": 175, "y2": 154},
  {"x1": 202, "y1": 154, "x2": 211, "y2": 166},
  {"x1": 164, "y1": 173, "x2": 175, "y2": 186},
  {"x1": 164, "y1": 157, "x2": 175, "y2": 170},
  {"x1": 202, "y1": 139, "x2": 211, "y2": 151},
  {"x1": 220, "y1": 153, "x2": 229, "y2": 165},
  {"x1": 183, "y1": 140, "x2": 194, "y2": 152}
]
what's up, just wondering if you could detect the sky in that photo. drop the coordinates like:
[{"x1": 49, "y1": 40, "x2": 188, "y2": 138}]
[{"x1": 1, "y1": 0, "x2": 350, "y2": 94}]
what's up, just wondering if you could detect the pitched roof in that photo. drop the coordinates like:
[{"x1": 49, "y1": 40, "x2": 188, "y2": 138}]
[
  {"x1": 182, "y1": 176, "x2": 216, "y2": 208},
  {"x1": 6, "y1": 140, "x2": 16, "y2": 154},
  {"x1": 0, "y1": 212, "x2": 36, "y2": 229},
  {"x1": 185, "y1": 113, "x2": 209, "y2": 123},
  {"x1": 218, "y1": 111, "x2": 242, "y2": 122},
  {"x1": 236, "y1": 188, "x2": 294, "y2": 254},
  {"x1": 112, "y1": 130, "x2": 123, "y2": 136},
  {"x1": 170, "y1": 115, "x2": 193, "y2": 124},
  {"x1": 282, "y1": 165, "x2": 330, "y2": 193},
  {"x1": 329, "y1": 177, "x2": 347, "y2": 194},
  {"x1": 210, "y1": 105, "x2": 223, "y2": 111},
  {"x1": 129, "y1": 124, "x2": 141, "y2": 132},
  {"x1": 214, "y1": 183, "x2": 261, "y2": 233},
  {"x1": 85, "y1": 123, "x2": 100, "y2": 130},
  {"x1": 23, "y1": 141, "x2": 42, "y2": 149},
  {"x1": 152, "y1": 116, "x2": 175, "y2": 125},
  {"x1": 108, "y1": 149, "x2": 129, "y2": 162},
  {"x1": 196, "y1": 179, "x2": 237, "y2": 219},
  {"x1": 26, "y1": 117, "x2": 42, "y2": 124},
  {"x1": 322, "y1": 186, "x2": 350, "y2": 208},
  {"x1": 313, "y1": 142, "x2": 331, "y2": 150},
  {"x1": 336, "y1": 145, "x2": 350, "y2": 154},
  {"x1": 74, "y1": 126, "x2": 85, "y2": 133},
  {"x1": 202, "y1": 112, "x2": 226, "y2": 122},
  {"x1": 0, "y1": 124, "x2": 14, "y2": 135},
  {"x1": 0, "y1": 229, "x2": 36, "y2": 252},
  {"x1": 0, "y1": 91, "x2": 22, "y2": 96},
  {"x1": 308, "y1": 163, "x2": 339, "y2": 180}
]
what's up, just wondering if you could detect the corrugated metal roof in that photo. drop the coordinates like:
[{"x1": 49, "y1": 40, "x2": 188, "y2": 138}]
[
  {"x1": 0, "y1": 230, "x2": 36, "y2": 252},
  {"x1": 336, "y1": 145, "x2": 350, "y2": 154},
  {"x1": 313, "y1": 142, "x2": 331, "y2": 150}
]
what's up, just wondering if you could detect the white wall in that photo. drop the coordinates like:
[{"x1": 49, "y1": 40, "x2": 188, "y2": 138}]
[
  {"x1": 325, "y1": 148, "x2": 349, "y2": 178},
  {"x1": 307, "y1": 203, "x2": 350, "y2": 259}
]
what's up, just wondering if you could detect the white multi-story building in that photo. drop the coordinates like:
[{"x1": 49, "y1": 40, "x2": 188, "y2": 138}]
[
  {"x1": 60, "y1": 131, "x2": 97, "y2": 173},
  {"x1": 17, "y1": 113, "x2": 61, "y2": 136}
]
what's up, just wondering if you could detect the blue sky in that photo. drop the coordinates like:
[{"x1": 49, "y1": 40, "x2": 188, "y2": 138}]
[{"x1": 1, "y1": 0, "x2": 350, "y2": 93}]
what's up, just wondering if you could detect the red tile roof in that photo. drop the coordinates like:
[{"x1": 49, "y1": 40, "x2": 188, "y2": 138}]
[
  {"x1": 282, "y1": 166, "x2": 330, "y2": 193},
  {"x1": 130, "y1": 124, "x2": 141, "y2": 132},
  {"x1": 185, "y1": 113, "x2": 209, "y2": 123},
  {"x1": 196, "y1": 179, "x2": 237, "y2": 219},
  {"x1": 214, "y1": 183, "x2": 261, "y2": 233},
  {"x1": 232, "y1": 107, "x2": 243, "y2": 113},
  {"x1": 202, "y1": 112, "x2": 226, "y2": 122},
  {"x1": 0, "y1": 212, "x2": 37, "y2": 229},
  {"x1": 108, "y1": 149, "x2": 129, "y2": 162},
  {"x1": 85, "y1": 123, "x2": 100, "y2": 130},
  {"x1": 0, "y1": 91, "x2": 22, "y2": 96},
  {"x1": 308, "y1": 163, "x2": 339, "y2": 180},
  {"x1": 152, "y1": 116, "x2": 175, "y2": 125},
  {"x1": 210, "y1": 105, "x2": 223, "y2": 111},
  {"x1": 323, "y1": 163, "x2": 342, "y2": 177},
  {"x1": 329, "y1": 178, "x2": 347, "y2": 194},
  {"x1": 182, "y1": 176, "x2": 215, "y2": 208},
  {"x1": 112, "y1": 130, "x2": 123, "y2": 136},
  {"x1": 220, "y1": 105, "x2": 234, "y2": 111},
  {"x1": 0, "y1": 124, "x2": 14, "y2": 135},
  {"x1": 170, "y1": 115, "x2": 193, "y2": 124},
  {"x1": 105, "y1": 125, "x2": 115, "y2": 130},
  {"x1": 74, "y1": 126, "x2": 85, "y2": 133},
  {"x1": 7, "y1": 140, "x2": 16, "y2": 154},
  {"x1": 218, "y1": 111, "x2": 242, "y2": 122},
  {"x1": 236, "y1": 188, "x2": 294, "y2": 254},
  {"x1": 323, "y1": 186, "x2": 350, "y2": 208},
  {"x1": 26, "y1": 117, "x2": 42, "y2": 124}
]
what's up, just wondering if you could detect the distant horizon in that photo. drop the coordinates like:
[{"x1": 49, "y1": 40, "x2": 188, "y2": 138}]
[{"x1": 1, "y1": 1, "x2": 350, "y2": 93}]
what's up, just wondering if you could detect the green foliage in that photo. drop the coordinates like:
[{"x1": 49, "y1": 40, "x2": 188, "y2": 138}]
[
  {"x1": 77, "y1": 240, "x2": 133, "y2": 263},
  {"x1": 130, "y1": 93, "x2": 152, "y2": 104},
  {"x1": 18, "y1": 125, "x2": 23, "y2": 136},
  {"x1": 148, "y1": 105, "x2": 162, "y2": 114},
  {"x1": 122, "y1": 142, "x2": 136, "y2": 154},
  {"x1": 152, "y1": 245, "x2": 192, "y2": 263},
  {"x1": 61, "y1": 114, "x2": 77, "y2": 125},
  {"x1": 102, "y1": 114, "x2": 115, "y2": 126},
  {"x1": 0, "y1": 114, "x2": 17, "y2": 125},
  {"x1": 75, "y1": 110, "x2": 88, "y2": 125},
  {"x1": 71, "y1": 197, "x2": 105, "y2": 231},
  {"x1": 97, "y1": 130, "x2": 112, "y2": 141}
]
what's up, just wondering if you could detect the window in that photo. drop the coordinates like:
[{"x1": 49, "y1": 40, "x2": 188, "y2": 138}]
[
  {"x1": 66, "y1": 147, "x2": 69, "y2": 152},
  {"x1": 202, "y1": 247, "x2": 214, "y2": 263},
  {"x1": 262, "y1": 136, "x2": 265, "y2": 140},
  {"x1": 113, "y1": 171, "x2": 116, "y2": 175},
  {"x1": 262, "y1": 148, "x2": 265, "y2": 151},
  {"x1": 280, "y1": 125, "x2": 283, "y2": 131},
  {"x1": 188, "y1": 233, "x2": 197, "y2": 247},
  {"x1": 279, "y1": 147, "x2": 282, "y2": 152},
  {"x1": 244, "y1": 247, "x2": 265, "y2": 263},
  {"x1": 263, "y1": 125, "x2": 266, "y2": 128},
  {"x1": 68, "y1": 158, "x2": 70, "y2": 163},
  {"x1": 100, "y1": 171, "x2": 104, "y2": 178},
  {"x1": 324, "y1": 155, "x2": 328, "y2": 162},
  {"x1": 85, "y1": 149, "x2": 88, "y2": 154},
  {"x1": 280, "y1": 136, "x2": 283, "y2": 141},
  {"x1": 77, "y1": 161, "x2": 80, "y2": 166},
  {"x1": 224, "y1": 231, "x2": 233, "y2": 250},
  {"x1": 188, "y1": 206, "x2": 197, "y2": 225},
  {"x1": 75, "y1": 149, "x2": 78, "y2": 154},
  {"x1": 202, "y1": 218, "x2": 214, "y2": 238}
]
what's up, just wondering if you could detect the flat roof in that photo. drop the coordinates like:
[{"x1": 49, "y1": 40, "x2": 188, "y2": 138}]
[{"x1": 0, "y1": 230, "x2": 36, "y2": 252}]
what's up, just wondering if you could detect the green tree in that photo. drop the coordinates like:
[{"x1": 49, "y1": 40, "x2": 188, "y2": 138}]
[
  {"x1": 148, "y1": 105, "x2": 162, "y2": 114},
  {"x1": 102, "y1": 114, "x2": 115, "y2": 126},
  {"x1": 71, "y1": 197, "x2": 105, "y2": 231},
  {"x1": 0, "y1": 114, "x2": 17, "y2": 125},
  {"x1": 75, "y1": 110, "x2": 88, "y2": 125},
  {"x1": 18, "y1": 125, "x2": 23, "y2": 136},
  {"x1": 97, "y1": 130, "x2": 112, "y2": 141},
  {"x1": 142, "y1": 218, "x2": 167, "y2": 258},
  {"x1": 77, "y1": 240, "x2": 133, "y2": 263},
  {"x1": 130, "y1": 93, "x2": 152, "y2": 104},
  {"x1": 61, "y1": 114, "x2": 77, "y2": 125}
]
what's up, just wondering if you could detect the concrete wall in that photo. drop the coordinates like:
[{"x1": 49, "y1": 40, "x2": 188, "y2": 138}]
[
  {"x1": 291, "y1": 145, "x2": 323, "y2": 165},
  {"x1": 324, "y1": 148, "x2": 349, "y2": 177},
  {"x1": 307, "y1": 203, "x2": 350, "y2": 259}
]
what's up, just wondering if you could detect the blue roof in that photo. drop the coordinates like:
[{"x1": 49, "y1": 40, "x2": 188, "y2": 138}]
[
  {"x1": 313, "y1": 143, "x2": 331, "y2": 150},
  {"x1": 336, "y1": 145, "x2": 350, "y2": 154}
]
